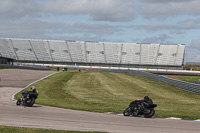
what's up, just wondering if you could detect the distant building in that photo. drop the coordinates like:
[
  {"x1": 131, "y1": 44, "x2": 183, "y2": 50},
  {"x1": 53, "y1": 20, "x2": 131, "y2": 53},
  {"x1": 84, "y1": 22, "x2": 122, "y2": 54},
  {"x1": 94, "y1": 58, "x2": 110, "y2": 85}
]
[{"x1": 186, "y1": 62, "x2": 200, "y2": 65}]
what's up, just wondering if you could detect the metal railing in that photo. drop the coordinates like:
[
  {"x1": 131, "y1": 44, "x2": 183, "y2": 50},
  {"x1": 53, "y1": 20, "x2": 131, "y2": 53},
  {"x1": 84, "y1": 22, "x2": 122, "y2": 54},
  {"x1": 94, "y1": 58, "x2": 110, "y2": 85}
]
[{"x1": 103, "y1": 69, "x2": 200, "y2": 95}]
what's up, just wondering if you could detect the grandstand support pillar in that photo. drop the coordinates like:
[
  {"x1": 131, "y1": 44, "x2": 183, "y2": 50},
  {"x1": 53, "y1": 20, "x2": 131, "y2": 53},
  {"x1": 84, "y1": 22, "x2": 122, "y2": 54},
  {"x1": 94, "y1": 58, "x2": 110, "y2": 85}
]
[
  {"x1": 9, "y1": 39, "x2": 19, "y2": 60},
  {"x1": 103, "y1": 43, "x2": 107, "y2": 63},
  {"x1": 155, "y1": 44, "x2": 160, "y2": 65},
  {"x1": 65, "y1": 41, "x2": 73, "y2": 62},
  {"x1": 120, "y1": 43, "x2": 123, "y2": 64},
  {"x1": 84, "y1": 41, "x2": 88, "y2": 63},
  {"x1": 174, "y1": 45, "x2": 179, "y2": 66},
  {"x1": 28, "y1": 40, "x2": 38, "y2": 61},
  {"x1": 139, "y1": 44, "x2": 142, "y2": 64},
  {"x1": 47, "y1": 41, "x2": 54, "y2": 62}
]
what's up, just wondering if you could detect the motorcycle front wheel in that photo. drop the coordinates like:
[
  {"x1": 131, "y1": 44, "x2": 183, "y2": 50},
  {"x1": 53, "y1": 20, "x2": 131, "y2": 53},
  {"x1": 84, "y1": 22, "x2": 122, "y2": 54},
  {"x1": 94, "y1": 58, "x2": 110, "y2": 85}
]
[
  {"x1": 144, "y1": 108, "x2": 155, "y2": 118},
  {"x1": 123, "y1": 107, "x2": 132, "y2": 116},
  {"x1": 16, "y1": 99, "x2": 21, "y2": 106}
]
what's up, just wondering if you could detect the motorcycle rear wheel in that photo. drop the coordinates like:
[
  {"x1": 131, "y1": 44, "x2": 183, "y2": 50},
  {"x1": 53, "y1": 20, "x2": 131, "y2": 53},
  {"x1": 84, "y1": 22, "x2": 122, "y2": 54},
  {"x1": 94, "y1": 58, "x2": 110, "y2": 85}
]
[
  {"x1": 25, "y1": 98, "x2": 35, "y2": 107},
  {"x1": 144, "y1": 108, "x2": 155, "y2": 118}
]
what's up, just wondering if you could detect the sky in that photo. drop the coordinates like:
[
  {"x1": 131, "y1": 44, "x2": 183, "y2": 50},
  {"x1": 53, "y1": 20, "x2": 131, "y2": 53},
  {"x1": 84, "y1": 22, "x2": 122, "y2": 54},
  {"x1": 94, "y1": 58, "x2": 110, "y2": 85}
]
[{"x1": 0, "y1": 0, "x2": 200, "y2": 63}]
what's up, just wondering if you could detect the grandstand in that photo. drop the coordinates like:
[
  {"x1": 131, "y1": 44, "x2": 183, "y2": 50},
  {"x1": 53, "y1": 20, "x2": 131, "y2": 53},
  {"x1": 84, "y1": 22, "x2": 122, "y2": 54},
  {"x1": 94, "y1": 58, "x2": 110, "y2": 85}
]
[{"x1": 0, "y1": 38, "x2": 185, "y2": 69}]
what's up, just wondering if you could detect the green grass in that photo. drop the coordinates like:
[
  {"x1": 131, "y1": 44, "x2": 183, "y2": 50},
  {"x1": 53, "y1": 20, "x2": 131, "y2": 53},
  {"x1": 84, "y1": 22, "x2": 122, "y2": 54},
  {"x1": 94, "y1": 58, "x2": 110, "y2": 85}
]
[
  {"x1": 0, "y1": 126, "x2": 106, "y2": 133},
  {"x1": 16, "y1": 71, "x2": 200, "y2": 119},
  {"x1": 178, "y1": 75, "x2": 200, "y2": 82}
]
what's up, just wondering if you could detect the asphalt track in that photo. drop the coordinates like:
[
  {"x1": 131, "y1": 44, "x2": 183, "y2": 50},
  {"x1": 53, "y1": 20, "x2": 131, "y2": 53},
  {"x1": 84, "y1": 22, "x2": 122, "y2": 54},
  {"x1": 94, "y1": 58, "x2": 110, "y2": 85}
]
[{"x1": 0, "y1": 69, "x2": 200, "y2": 133}]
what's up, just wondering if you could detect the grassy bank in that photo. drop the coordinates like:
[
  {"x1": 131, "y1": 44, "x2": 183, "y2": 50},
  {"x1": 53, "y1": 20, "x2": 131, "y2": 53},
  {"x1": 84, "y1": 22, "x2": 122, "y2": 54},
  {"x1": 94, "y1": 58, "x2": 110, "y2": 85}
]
[
  {"x1": 0, "y1": 126, "x2": 106, "y2": 133},
  {"x1": 178, "y1": 75, "x2": 200, "y2": 82},
  {"x1": 16, "y1": 71, "x2": 200, "y2": 119}
]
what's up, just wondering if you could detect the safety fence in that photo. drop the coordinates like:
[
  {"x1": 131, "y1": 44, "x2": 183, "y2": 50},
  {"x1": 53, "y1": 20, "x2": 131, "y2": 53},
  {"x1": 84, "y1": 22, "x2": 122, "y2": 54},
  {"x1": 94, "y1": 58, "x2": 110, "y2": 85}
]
[
  {"x1": 188, "y1": 81, "x2": 200, "y2": 85},
  {"x1": 103, "y1": 69, "x2": 200, "y2": 95}
]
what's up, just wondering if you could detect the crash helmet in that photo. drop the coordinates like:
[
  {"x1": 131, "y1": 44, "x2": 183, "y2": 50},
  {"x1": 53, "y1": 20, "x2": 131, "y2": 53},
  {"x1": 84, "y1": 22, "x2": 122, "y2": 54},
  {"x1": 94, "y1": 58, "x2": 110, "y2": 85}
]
[
  {"x1": 144, "y1": 96, "x2": 149, "y2": 100},
  {"x1": 31, "y1": 86, "x2": 36, "y2": 90}
]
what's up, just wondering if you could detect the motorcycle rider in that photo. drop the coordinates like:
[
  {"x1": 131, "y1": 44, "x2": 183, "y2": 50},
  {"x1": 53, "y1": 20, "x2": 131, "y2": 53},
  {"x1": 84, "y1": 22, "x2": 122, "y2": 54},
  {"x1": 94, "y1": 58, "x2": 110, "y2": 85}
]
[
  {"x1": 29, "y1": 86, "x2": 38, "y2": 99},
  {"x1": 134, "y1": 96, "x2": 153, "y2": 113},
  {"x1": 143, "y1": 96, "x2": 153, "y2": 107}
]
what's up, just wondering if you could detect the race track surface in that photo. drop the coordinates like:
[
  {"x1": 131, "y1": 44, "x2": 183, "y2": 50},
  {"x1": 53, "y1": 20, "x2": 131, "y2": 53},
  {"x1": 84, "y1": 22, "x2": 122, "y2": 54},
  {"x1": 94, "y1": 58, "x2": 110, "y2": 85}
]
[{"x1": 0, "y1": 69, "x2": 200, "y2": 133}]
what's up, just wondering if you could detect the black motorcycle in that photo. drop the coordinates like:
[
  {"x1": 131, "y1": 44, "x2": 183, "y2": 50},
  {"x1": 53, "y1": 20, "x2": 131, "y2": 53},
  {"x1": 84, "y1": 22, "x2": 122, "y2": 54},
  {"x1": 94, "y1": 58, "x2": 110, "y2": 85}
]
[
  {"x1": 123, "y1": 98, "x2": 157, "y2": 118},
  {"x1": 16, "y1": 91, "x2": 36, "y2": 107}
]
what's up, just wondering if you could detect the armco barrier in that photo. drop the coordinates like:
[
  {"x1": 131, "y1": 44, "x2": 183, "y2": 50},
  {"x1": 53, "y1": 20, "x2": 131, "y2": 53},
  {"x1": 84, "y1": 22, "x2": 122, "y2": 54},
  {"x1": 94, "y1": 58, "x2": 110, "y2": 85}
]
[{"x1": 103, "y1": 69, "x2": 200, "y2": 95}]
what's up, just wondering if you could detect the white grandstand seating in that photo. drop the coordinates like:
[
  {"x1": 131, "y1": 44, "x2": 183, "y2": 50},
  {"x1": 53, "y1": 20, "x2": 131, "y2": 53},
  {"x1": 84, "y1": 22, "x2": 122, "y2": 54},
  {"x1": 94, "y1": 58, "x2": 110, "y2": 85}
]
[
  {"x1": 141, "y1": 44, "x2": 149, "y2": 64},
  {"x1": 85, "y1": 42, "x2": 96, "y2": 63},
  {"x1": 95, "y1": 42, "x2": 106, "y2": 63},
  {"x1": 131, "y1": 44, "x2": 141, "y2": 64},
  {"x1": 175, "y1": 44, "x2": 185, "y2": 66},
  {"x1": 42, "y1": 41, "x2": 53, "y2": 61},
  {"x1": 121, "y1": 43, "x2": 133, "y2": 64},
  {"x1": 140, "y1": 44, "x2": 159, "y2": 65},
  {"x1": 156, "y1": 45, "x2": 170, "y2": 65},
  {"x1": 0, "y1": 39, "x2": 16, "y2": 59},
  {"x1": 30, "y1": 40, "x2": 51, "y2": 61},
  {"x1": 67, "y1": 41, "x2": 85, "y2": 63},
  {"x1": 150, "y1": 44, "x2": 160, "y2": 65},
  {"x1": 48, "y1": 41, "x2": 71, "y2": 62},
  {"x1": 155, "y1": 44, "x2": 184, "y2": 66},
  {"x1": 9, "y1": 39, "x2": 37, "y2": 61},
  {"x1": 167, "y1": 45, "x2": 179, "y2": 65},
  {"x1": 85, "y1": 42, "x2": 105, "y2": 63},
  {"x1": 104, "y1": 42, "x2": 121, "y2": 64},
  {"x1": 0, "y1": 38, "x2": 185, "y2": 68}
]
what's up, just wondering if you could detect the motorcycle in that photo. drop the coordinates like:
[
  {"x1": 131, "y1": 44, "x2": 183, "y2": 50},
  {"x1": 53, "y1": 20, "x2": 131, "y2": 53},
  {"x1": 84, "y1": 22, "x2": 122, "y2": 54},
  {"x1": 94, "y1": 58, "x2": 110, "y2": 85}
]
[
  {"x1": 16, "y1": 91, "x2": 36, "y2": 107},
  {"x1": 123, "y1": 98, "x2": 157, "y2": 118}
]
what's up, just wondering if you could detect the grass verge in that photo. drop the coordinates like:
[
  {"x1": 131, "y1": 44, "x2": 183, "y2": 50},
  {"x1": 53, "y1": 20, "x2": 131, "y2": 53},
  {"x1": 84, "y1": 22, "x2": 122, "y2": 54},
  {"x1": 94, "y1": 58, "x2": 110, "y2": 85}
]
[
  {"x1": 16, "y1": 71, "x2": 200, "y2": 119},
  {"x1": 0, "y1": 126, "x2": 106, "y2": 133},
  {"x1": 178, "y1": 75, "x2": 200, "y2": 82}
]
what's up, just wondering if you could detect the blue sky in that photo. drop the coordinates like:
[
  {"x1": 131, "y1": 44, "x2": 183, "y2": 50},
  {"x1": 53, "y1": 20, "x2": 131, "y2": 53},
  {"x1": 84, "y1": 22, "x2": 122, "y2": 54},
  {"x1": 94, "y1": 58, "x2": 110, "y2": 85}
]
[{"x1": 0, "y1": 0, "x2": 200, "y2": 63}]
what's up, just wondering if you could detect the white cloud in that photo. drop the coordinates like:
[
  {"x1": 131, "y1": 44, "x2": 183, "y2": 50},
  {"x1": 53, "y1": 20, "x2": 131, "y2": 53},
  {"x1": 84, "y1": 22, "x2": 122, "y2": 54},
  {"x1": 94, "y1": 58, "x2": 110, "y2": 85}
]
[
  {"x1": 136, "y1": 23, "x2": 177, "y2": 31},
  {"x1": 190, "y1": 39, "x2": 200, "y2": 50},
  {"x1": 178, "y1": 19, "x2": 200, "y2": 29},
  {"x1": 43, "y1": 0, "x2": 135, "y2": 21},
  {"x1": 139, "y1": 0, "x2": 200, "y2": 19},
  {"x1": 185, "y1": 47, "x2": 200, "y2": 63},
  {"x1": 63, "y1": 22, "x2": 123, "y2": 34},
  {"x1": 135, "y1": 18, "x2": 200, "y2": 33},
  {"x1": 0, "y1": 0, "x2": 40, "y2": 20},
  {"x1": 141, "y1": 33, "x2": 172, "y2": 43},
  {"x1": 0, "y1": 17, "x2": 124, "y2": 41},
  {"x1": 139, "y1": 0, "x2": 192, "y2": 3},
  {"x1": 50, "y1": 34, "x2": 110, "y2": 42},
  {"x1": 185, "y1": 38, "x2": 200, "y2": 62}
]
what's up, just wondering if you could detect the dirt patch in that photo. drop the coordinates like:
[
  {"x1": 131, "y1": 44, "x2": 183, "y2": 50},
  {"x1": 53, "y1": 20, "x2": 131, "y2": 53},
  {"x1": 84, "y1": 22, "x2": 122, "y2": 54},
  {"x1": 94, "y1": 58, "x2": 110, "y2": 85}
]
[{"x1": 163, "y1": 75, "x2": 181, "y2": 80}]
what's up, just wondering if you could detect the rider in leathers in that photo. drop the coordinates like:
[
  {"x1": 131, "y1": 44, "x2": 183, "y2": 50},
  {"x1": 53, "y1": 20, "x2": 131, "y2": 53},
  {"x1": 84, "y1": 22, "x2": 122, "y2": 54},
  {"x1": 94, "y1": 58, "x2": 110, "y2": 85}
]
[{"x1": 29, "y1": 86, "x2": 38, "y2": 99}]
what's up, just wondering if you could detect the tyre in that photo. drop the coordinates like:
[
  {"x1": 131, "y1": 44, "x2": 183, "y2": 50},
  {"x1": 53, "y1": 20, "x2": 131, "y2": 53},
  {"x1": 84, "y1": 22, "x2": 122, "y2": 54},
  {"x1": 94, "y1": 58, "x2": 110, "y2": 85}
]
[
  {"x1": 123, "y1": 107, "x2": 132, "y2": 116},
  {"x1": 16, "y1": 99, "x2": 21, "y2": 106},
  {"x1": 26, "y1": 98, "x2": 35, "y2": 107},
  {"x1": 144, "y1": 108, "x2": 155, "y2": 118}
]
